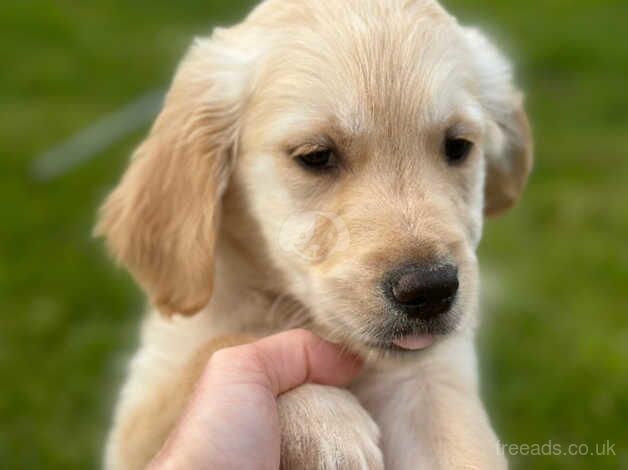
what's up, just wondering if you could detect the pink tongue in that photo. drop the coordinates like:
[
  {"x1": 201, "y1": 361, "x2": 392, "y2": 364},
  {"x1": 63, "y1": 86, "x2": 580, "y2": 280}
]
[{"x1": 392, "y1": 335, "x2": 435, "y2": 350}]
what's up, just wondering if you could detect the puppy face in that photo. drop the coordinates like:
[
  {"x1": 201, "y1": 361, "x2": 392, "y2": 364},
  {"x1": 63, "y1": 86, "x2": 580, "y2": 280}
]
[{"x1": 97, "y1": 0, "x2": 532, "y2": 359}]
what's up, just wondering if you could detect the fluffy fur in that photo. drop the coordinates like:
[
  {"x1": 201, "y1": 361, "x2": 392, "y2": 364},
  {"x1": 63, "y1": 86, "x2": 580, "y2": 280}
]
[{"x1": 97, "y1": 0, "x2": 533, "y2": 468}]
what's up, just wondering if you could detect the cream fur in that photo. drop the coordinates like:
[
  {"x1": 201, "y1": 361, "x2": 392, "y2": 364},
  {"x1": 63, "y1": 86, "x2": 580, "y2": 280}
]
[{"x1": 99, "y1": 0, "x2": 532, "y2": 468}]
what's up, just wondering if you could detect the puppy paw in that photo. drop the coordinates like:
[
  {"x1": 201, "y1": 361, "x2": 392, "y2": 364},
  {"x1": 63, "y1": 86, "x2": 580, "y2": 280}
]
[{"x1": 278, "y1": 384, "x2": 383, "y2": 470}]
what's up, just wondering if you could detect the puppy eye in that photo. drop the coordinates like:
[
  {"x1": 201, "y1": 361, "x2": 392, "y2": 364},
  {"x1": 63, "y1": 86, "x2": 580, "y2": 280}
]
[
  {"x1": 444, "y1": 137, "x2": 473, "y2": 165},
  {"x1": 296, "y1": 149, "x2": 336, "y2": 172}
]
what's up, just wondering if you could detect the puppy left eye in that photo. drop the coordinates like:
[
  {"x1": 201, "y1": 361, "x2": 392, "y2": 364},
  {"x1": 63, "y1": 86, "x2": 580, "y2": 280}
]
[
  {"x1": 296, "y1": 149, "x2": 336, "y2": 172},
  {"x1": 444, "y1": 137, "x2": 473, "y2": 165}
]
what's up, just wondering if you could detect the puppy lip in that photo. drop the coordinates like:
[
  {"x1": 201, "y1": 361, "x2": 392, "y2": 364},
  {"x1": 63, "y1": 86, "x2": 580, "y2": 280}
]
[
  {"x1": 366, "y1": 334, "x2": 437, "y2": 353},
  {"x1": 391, "y1": 334, "x2": 435, "y2": 351}
]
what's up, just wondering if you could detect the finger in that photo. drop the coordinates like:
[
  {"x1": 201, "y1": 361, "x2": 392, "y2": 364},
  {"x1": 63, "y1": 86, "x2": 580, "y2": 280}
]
[
  {"x1": 248, "y1": 329, "x2": 363, "y2": 396},
  {"x1": 151, "y1": 330, "x2": 362, "y2": 469}
]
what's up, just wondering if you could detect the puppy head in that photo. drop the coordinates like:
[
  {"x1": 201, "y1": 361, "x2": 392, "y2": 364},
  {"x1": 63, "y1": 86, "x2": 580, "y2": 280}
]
[{"x1": 97, "y1": 0, "x2": 532, "y2": 357}]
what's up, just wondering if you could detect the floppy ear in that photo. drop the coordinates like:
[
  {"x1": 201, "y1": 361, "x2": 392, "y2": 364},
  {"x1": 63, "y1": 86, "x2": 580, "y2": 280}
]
[
  {"x1": 95, "y1": 36, "x2": 249, "y2": 316},
  {"x1": 464, "y1": 28, "x2": 534, "y2": 217}
]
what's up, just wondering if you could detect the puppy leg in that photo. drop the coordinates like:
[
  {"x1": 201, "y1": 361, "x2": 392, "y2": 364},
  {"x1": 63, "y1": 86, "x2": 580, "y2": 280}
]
[
  {"x1": 355, "y1": 339, "x2": 506, "y2": 470},
  {"x1": 105, "y1": 334, "x2": 256, "y2": 470},
  {"x1": 279, "y1": 384, "x2": 383, "y2": 470},
  {"x1": 403, "y1": 381, "x2": 507, "y2": 470}
]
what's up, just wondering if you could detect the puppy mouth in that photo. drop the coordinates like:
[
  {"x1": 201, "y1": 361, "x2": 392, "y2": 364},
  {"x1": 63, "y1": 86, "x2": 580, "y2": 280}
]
[
  {"x1": 363, "y1": 318, "x2": 457, "y2": 354},
  {"x1": 391, "y1": 334, "x2": 436, "y2": 350},
  {"x1": 367, "y1": 334, "x2": 436, "y2": 353}
]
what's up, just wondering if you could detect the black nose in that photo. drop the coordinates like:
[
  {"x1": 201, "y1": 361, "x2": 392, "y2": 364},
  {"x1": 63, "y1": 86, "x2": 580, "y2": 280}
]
[{"x1": 385, "y1": 264, "x2": 459, "y2": 320}]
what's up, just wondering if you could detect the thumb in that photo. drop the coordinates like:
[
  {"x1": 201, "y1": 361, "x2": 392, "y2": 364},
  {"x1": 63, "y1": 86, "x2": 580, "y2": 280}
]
[{"x1": 242, "y1": 329, "x2": 364, "y2": 396}]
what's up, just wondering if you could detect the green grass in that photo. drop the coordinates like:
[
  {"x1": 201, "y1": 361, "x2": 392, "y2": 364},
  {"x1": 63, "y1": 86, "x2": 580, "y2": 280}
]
[{"x1": 1, "y1": 0, "x2": 626, "y2": 468}]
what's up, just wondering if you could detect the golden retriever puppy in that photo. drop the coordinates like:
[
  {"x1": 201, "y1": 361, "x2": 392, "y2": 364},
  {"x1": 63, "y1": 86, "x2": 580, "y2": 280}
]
[{"x1": 97, "y1": 0, "x2": 532, "y2": 468}]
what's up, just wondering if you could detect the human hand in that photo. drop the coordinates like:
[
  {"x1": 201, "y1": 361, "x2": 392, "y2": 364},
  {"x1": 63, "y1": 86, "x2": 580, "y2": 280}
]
[{"x1": 148, "y1": 329, "x2": 363, "y2": 470}]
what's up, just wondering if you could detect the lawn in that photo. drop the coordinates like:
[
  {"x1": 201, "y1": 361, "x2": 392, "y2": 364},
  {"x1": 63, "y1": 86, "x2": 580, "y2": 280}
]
[{"x1": 1, "y1": 0, "x2": 626, "y2": 468}]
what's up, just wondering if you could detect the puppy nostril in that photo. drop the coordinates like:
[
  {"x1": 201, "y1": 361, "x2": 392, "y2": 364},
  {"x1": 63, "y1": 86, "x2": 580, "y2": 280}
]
[
  {"x1": 392, "y1": 275, "x2": 421, "y2": 304},
  {"x1": 387, "y1": 264, "x2": 459, "y2": 320}
]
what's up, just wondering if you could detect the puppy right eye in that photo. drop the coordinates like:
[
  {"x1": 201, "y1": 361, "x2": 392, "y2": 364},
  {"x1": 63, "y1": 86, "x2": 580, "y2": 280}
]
[
  {"x1": 296, "y1": 149, "x2": 336, "y2": 172},
  {"x1": 444, "y1": 137, "x2": 473, "y2": 165}
]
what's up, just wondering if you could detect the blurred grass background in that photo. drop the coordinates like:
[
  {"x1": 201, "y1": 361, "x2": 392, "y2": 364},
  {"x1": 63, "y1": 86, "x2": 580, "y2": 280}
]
[{"x1": 0, "y1": 0, "x2": 626, "y2": 468}]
